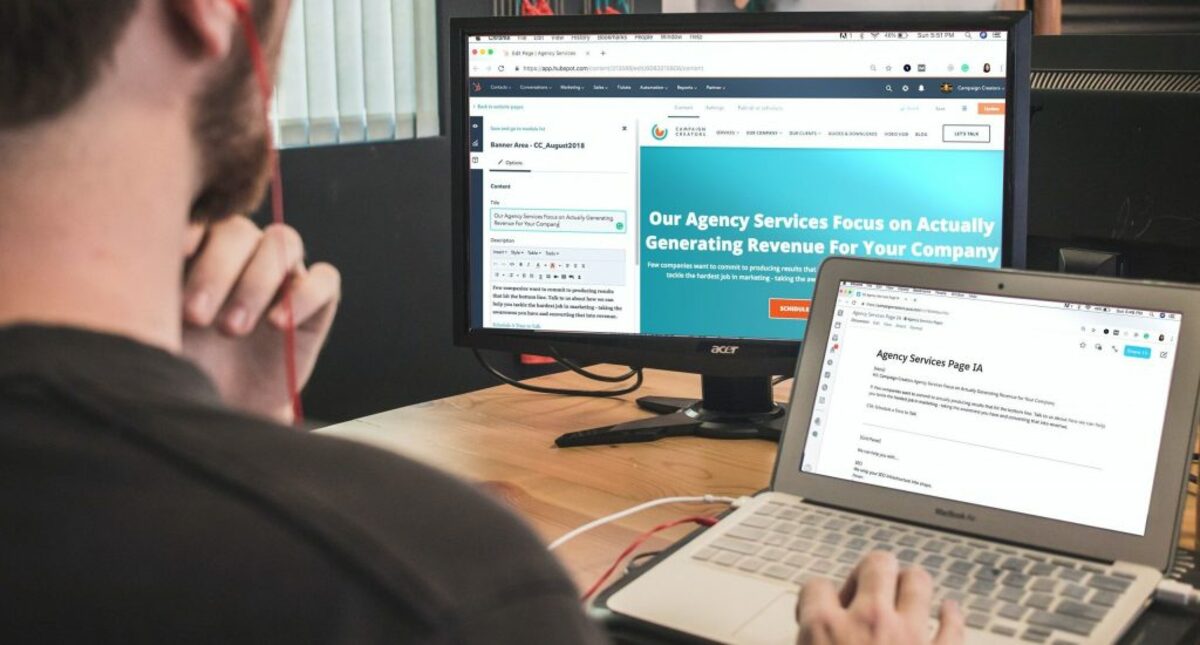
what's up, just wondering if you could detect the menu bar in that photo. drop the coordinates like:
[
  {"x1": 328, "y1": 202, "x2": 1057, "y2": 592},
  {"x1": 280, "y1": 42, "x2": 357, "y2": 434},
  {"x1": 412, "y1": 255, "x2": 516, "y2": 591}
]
[
  {"x1": 471, "y1": 31, "x2": 1008, "y2": 44},
  {"x1": 469, "y1": 77, "x2": 1006, "y2": 99},
  {"x1": 842, "y1": 281, "x2": 1182, "y2": 320}
]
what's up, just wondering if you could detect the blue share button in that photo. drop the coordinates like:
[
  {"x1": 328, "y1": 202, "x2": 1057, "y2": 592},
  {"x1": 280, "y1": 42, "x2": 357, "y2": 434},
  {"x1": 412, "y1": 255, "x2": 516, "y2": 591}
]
[{"x1": 1124, "y1": 345, "x2": 1152, "y2": 359}]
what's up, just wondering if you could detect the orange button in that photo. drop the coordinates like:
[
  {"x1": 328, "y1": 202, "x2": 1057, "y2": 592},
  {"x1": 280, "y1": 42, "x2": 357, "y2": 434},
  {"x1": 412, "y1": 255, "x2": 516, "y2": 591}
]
[
  {"x1": 977, "y1": 102, "x2": 1005, "y2": 115},
  {"x1": 769, "y1": 298, "x2": 811, "y2": 320}
]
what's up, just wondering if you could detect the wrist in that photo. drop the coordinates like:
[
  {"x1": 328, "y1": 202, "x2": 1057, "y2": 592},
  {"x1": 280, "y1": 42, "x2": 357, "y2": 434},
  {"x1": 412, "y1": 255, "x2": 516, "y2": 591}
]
[
  {"x1": 221, "y1": 392, "x2": 296, "y2": 426},
  {"x1": 269, "y1": 402, "x2": 296, "y2": 426}
]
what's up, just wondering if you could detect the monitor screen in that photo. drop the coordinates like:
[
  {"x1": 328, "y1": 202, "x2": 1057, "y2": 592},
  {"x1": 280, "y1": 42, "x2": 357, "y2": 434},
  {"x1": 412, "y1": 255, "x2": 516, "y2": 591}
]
[
  {"x1": 457, "y1": 16, "x2": 1027, "y2": 365},
  {"x1": 800, "y1": 280, "x2": 1182, "y2": 536}
]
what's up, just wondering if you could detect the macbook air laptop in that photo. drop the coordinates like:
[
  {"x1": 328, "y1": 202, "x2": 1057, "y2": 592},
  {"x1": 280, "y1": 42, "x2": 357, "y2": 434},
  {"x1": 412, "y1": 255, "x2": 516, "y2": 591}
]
[{"x1": 603, "y1": 258, "x2": 1200, "y2": 644}]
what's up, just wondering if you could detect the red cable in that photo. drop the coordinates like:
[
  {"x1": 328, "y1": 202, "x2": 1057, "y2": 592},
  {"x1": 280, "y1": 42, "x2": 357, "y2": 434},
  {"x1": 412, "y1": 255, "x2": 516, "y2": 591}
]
[
  {"x1": 231, "y1": 0, "x2": 304, "y2": 424},
  {"x1": 579, "y1": 515, "x2": 718, "y2": 603}
]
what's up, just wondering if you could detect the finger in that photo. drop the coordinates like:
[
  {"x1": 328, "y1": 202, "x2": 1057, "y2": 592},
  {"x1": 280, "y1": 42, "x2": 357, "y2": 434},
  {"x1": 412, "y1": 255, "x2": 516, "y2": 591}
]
[
  {"x1": 895, "y1": 566, "x2": 934, "y2": 625},
  {"x1": 846, "y1": 551, "x2": 900, "y2": 613},
  {"x1": 797, "y1": 578, "x2": 845, "y2": 641},
  {"x1": 183, "y1": 216, "x2": 262, "y2": 326},
  {"x1": 220, "y1": 223, "x2": 305, "y2": 336},
  {"x1": 933, "y1": 599, "x2": 965, "y2": 645},
  {"x1": 184, "y1": 222, "x2": 208, "y2": 258},
  {"x1": 269, "y1": 262, "x2": 341, "y2": 331}
]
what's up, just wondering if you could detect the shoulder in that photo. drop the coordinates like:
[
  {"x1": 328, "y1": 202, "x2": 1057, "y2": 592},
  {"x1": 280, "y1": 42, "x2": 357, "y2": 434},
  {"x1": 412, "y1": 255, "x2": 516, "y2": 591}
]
[{"x1": 170, "y1": 406, "x2": 586, "y2": 634}]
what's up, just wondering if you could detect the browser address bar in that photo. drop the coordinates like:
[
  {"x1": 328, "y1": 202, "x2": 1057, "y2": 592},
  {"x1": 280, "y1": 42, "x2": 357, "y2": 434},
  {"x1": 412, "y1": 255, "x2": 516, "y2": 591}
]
[{"x1": 518, "y1": 64, "x2": 705, "y2": 73}]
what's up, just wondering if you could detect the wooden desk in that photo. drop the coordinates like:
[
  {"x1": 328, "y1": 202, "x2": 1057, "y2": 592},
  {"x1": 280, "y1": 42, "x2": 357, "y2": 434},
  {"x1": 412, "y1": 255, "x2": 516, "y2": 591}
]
[{"x1": 318, "y1": 367, "x2": 1196, "y2": 593}]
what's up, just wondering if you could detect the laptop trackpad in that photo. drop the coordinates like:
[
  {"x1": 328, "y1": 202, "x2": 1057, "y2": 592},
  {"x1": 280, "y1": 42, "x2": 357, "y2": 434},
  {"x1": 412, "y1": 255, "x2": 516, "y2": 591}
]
[
  {"x1": 608, "y1": 562, "x2": 787, "y2": 639},
  {"x1": 733, "y1": 592, "x2": 800, "y2": 645}
]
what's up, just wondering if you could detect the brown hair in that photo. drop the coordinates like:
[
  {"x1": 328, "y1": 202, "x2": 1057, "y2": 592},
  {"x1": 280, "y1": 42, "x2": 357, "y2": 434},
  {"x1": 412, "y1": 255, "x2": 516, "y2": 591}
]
[
  {"x1": 0, "y1": 1, "x2": 140, "y2": 128},
  {"x1": 0, "y1": 1, "x2": 281, "y2": 220}
]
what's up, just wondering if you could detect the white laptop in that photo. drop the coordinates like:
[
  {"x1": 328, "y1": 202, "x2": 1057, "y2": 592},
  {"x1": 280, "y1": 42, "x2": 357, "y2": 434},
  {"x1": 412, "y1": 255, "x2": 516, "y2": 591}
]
[{"x1": 603, "y1": 258, "x2": 1200, "y2": 644}]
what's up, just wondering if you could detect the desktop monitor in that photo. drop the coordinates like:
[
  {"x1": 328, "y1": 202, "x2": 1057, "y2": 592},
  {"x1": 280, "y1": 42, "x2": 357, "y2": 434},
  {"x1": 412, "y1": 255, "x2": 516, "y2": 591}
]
[
  {"x1": 451, "y1": 12, "x2": 1031, "y2": 446},
  {"x1": 1028, "y1": 34, "x2": 1200, "y2": 280}
]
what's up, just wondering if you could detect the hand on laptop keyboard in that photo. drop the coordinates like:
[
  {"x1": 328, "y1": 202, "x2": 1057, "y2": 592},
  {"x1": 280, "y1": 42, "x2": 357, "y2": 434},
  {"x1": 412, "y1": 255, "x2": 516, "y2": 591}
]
[{"x1": 796, "y1": 551, "x2": 964, "y2": 645}]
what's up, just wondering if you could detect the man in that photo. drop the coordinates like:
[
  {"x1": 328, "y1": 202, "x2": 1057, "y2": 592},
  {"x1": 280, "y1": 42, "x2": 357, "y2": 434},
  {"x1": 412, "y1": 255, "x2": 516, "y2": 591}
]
[{"x1": 0, "y1": 2, "x2": 958, "y2": 643}]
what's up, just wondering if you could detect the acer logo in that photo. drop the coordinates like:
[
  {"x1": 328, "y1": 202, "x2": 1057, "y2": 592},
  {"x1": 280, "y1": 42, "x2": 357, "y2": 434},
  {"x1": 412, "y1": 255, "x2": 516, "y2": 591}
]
[{"x1": 710, "y1": 345, "x2": 740, "y2": 355}]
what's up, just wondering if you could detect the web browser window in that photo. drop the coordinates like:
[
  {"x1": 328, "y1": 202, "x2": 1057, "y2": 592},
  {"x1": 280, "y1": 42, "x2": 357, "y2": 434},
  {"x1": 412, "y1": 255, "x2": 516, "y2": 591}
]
[
  {"x1": 466, "y1": 31, "x2": 1011, "y2": 340},
  {"x1": 801, "y1": 281, "x2": 1182, "y2": 536}
]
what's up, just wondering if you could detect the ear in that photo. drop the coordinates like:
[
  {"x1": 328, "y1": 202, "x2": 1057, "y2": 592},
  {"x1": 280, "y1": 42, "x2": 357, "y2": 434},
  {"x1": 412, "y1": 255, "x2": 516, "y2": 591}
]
[{"x1": 167, "y1": 0, "x2": 239, "y2": 59}]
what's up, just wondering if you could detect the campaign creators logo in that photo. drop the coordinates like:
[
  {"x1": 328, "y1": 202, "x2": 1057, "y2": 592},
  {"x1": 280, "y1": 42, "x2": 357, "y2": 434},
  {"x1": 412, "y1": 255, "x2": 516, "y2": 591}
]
[{"x1": 651, "y1": 124, "x2": 669, "y2": 140}]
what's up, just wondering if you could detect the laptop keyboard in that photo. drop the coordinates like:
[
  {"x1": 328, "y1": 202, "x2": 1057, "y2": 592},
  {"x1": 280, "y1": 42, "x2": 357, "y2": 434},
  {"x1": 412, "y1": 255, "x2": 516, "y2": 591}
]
[{"x1": 691, "y1": 499, "x2": 1138, "y2": 644}]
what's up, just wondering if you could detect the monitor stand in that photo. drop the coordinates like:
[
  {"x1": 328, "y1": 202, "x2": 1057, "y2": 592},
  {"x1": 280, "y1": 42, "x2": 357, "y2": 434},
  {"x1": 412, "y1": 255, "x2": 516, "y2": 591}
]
[{"x1": 554, "y1": 375, "x2": 786, "y2": 447}]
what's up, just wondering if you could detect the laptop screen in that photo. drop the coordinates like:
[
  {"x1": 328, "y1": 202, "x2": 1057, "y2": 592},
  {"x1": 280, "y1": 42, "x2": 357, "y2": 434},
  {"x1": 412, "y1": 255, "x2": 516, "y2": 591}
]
[{"x1": 800, "y1": 280, "x2": 1182, "y2": 536}]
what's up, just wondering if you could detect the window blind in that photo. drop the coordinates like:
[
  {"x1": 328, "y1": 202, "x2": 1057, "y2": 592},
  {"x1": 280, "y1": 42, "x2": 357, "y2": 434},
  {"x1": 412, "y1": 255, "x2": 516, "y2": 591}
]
[{"x1": 272, "y1": 0, "x2": 439, "y2": 147}]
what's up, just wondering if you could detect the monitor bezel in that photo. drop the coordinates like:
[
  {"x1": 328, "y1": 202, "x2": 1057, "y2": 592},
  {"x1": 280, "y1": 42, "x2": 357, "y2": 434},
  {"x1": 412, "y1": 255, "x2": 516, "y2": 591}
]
[
  {"x1": 451, "y1": 12, "x2": 1031, "y2": 376},
  {"x1": 773, "y1": 257, "x2": 1200, "y2": 571}
]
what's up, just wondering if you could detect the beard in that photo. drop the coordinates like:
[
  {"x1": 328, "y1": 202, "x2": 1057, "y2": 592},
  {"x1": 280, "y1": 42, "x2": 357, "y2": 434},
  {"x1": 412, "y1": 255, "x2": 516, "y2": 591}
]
[{"x1": 188, "y1": 7, "x2": 277, "y2": 223}]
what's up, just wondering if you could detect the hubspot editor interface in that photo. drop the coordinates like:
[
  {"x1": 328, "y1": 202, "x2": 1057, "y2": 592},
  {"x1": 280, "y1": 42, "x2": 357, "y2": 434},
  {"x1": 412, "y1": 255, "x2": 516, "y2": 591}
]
[{"x1": 466, "y1": 30, "x2": 1010, "y2": 340}]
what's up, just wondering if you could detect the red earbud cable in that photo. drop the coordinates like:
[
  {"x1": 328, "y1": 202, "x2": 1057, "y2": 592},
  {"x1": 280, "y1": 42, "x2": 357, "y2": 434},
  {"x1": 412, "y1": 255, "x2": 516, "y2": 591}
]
[{"x1": 231, "y1": 0, "x2": 304, "y2": 425}]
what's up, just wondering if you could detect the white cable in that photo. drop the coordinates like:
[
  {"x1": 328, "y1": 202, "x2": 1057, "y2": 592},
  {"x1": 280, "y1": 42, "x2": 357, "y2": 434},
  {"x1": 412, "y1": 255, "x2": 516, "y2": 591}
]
[
  {"x1": 548, "y1": 494, "x2": 747, "y2": 551},
  {"x1": 1155, "y1": 579, "x2": 1200, "y2": 609}
]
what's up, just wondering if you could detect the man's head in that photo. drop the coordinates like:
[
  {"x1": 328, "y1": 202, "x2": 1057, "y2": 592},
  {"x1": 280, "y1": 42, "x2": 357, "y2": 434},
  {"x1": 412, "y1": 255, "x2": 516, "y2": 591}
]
[{"x1": 0, "y1": 0, "x2": 283, "y2": 221}]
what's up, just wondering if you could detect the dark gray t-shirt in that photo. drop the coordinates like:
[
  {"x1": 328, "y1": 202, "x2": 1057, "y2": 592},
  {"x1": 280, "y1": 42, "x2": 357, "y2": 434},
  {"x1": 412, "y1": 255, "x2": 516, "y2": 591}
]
[{"x1": 0, "y1": 325, "x2": 606, "y2": 643}]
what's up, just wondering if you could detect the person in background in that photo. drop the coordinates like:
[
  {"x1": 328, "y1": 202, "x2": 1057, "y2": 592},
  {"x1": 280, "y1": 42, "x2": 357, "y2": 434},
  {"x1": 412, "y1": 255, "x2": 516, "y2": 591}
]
[{"x1": 0, "y1": 1, "x2": 959, "y2": 643}]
